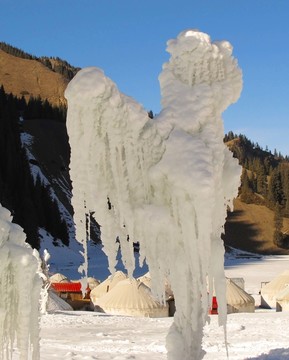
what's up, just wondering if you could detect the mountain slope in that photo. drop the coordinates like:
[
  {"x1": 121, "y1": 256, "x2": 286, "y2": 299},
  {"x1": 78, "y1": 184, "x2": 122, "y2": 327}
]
[
  {"x1": 0, "y1": 49, "x2": 68, "y2": 106},
  {"x1": 223, "y1": 198, "x2": 289, "y2": 255}
]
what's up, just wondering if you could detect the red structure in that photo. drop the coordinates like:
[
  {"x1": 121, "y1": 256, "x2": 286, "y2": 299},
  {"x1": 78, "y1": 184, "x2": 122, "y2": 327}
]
[
  {"x1": 209, "y1": 296, "x2": 218, "y2": 315},
  {"x1": 50, "y1": 282, "x2": 82, "y2": 293},
  {"x1": 50, "y1": 282, "x2": 91, "y2": 306}
]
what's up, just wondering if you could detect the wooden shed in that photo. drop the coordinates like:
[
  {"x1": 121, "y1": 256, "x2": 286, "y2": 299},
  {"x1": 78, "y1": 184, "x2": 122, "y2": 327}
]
[{"x1": 50, "y1": 282, "x2": 90, "y2": 310}]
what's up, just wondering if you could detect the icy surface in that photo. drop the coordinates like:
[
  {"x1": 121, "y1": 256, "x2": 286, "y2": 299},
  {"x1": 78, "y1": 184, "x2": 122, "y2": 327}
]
[
  {"x1": 0, "y1": 203, "x2": 41, "y2": 359},
  {"x1": 66, "y1": 29, "x2": 242, "y2": 359},
  {"x1": 37, "y1": 310, "x2": 289, "y2": 360}
]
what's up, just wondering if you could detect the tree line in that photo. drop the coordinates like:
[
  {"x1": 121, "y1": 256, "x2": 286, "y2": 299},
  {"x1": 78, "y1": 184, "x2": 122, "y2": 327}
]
[{"x1": 0, "y1": 85, "x2": 69, "y2": 249}]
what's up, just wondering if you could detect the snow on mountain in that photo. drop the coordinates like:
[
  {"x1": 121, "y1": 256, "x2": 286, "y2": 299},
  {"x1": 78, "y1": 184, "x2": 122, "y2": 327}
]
[
  {"x1": 20, "y1": 131, "x2": 48, "y2": 185},
  {"x1": 39, "y1": 228, "x2": 148, "y2": 281}
]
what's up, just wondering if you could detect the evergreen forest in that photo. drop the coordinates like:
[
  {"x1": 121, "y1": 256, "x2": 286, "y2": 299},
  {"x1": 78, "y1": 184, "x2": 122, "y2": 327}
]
[{"x1": 0, "y1": 85, "x2": 69, "y2": 249}]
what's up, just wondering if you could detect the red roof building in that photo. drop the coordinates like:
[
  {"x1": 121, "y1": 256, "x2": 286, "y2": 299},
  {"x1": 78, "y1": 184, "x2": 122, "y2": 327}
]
[
  {"x1": 50, "y1": 282, "x2": 91, "y2": 310},
  {"x1": 51, "y1": 282, "x2": 82, "y2": 293}
]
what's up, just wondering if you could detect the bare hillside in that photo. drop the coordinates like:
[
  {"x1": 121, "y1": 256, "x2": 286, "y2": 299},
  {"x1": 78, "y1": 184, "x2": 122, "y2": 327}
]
[
  {"x1": 0, "y1": 49, "x2": 68, "y2": 106},
  {"x1": 224, "y1": 198, "x2": 289, "y2": 255}
]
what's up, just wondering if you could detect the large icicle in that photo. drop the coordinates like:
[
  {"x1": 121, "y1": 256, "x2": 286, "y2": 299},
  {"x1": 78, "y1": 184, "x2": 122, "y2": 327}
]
[
  {"x1": 152, "y1": 30, "x2": 242, "y2": 359},
  {"x1": 0, "y1": 204, "x2": 41, "y2": 360},
  {"x1": 66, "y1": 29, "x2": 242, "y2": 359}
]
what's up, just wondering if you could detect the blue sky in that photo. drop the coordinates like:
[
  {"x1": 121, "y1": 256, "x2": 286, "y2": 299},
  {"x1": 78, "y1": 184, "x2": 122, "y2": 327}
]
[{"x1": 1, "y1": 0, "x2": 289, "y2": 155}]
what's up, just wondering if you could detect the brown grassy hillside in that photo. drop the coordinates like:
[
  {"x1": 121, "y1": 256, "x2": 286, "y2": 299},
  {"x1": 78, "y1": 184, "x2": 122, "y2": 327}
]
[
  {"x1": 224, "y1": 198, "x2": 289, "y2": 255},
  {"x1": 0, "y1": 49, "x2": 68, "y2": 106}
]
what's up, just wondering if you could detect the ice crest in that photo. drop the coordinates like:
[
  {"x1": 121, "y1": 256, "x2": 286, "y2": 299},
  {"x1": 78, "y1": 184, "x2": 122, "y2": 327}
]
[{"x1": 66, "y1": 29, "x2": 242, "y2": 360}]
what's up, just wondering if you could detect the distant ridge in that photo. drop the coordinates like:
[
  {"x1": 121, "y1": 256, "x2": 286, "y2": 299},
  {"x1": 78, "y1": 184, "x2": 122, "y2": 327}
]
[
  {"x1": 0, "y1": 42, "x2": 80, "y2": 107},
  {"x1": 223, "y1": 132, "x2": 289, "y2": 254},
  {"x1": 0, "y1": 42, "x2": 80, "y2": 80}
]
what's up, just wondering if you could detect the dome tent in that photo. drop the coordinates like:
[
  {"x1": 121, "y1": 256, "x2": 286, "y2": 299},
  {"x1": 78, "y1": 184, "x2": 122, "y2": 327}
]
[
  {"x1": 138, "y1": 272, "x2": 174, "y2": 300},
  {"x1": 46, "y1": 290, "x2": 73, "y2": 312},
  {"x1": 50, "y1": 273, "x2": 70, "y2": 283},
  {"x1": 261, "y1": 270, "x2": 289, "y2": 309},
  {"x1": 276, "y1": 285, "x2": 289, "y2": 312},
  {"x1": 226, "y1": 278, "x2": 255, "y2": 314},
  {"x1": 94, "y1": 278, "x2": 169, "y2": 317},
  {"x1": 87, "y1": 277, "x2": 100, "y2": 290},
  {"x1": 90, "y1": 270, "x2": 127, "y2": 305},
  {"x1": 73, "y1": 277, "x2": 100, "y2": 290},
  {"x1": 138, "y1": 272, "x2": 175, "y2": 316},
  {"x1": 137, "y1": 272, "x2": 151, "y2": 288}
]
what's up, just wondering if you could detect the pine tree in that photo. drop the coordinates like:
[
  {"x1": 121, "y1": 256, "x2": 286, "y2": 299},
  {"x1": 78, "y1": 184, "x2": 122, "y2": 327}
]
[
  {"x1": 256, "y1": 163, "x2": 267, "y2": 196},
  {"x1": 273, "y1": 203, "x2": 283, "y2": 247},
  {"x1": 240, "y1": 170, "x2": 254, "y2": 203},
  {"x1": 268, "y1": 168, "x2": 285, "y2": 207}
]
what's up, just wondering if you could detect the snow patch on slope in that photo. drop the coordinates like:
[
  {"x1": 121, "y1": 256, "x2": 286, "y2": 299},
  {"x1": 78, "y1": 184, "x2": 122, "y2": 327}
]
[{"x1": 20, "y1": 130, "x2": 75, "y2": 244}]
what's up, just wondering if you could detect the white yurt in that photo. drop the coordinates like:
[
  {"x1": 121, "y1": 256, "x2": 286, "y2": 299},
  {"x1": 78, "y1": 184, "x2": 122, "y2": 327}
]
[
  {"x1": 230, "y1": 277, "x2": 245, "y2": 290},
  {"x1": 94, "y1": 278, "x2": 169, "y2": 317},
  {"x1": 260, "y1": 270, "x2": 289, "y2": 308},
  {"x1": 276, "y1": 285, "x2": 289, "y2": 312},
  {"x1": 87, "y1": 277, "x2": 100, "y2": 290},
  {"x1": 46, "y1": 290, "x2": 73, "y2": 312},
  {"x1": 49, "y1": 273, "x2": 70, "y2": 283},
  {"x1": 138, "y1": 272, "x2": 174, "y2": 300},
  {"x1": 71, "y1": 277, "x2": 100, "y2": 290},
  {"x1": 138, "y1": 272, "x2": 175, "y2": 316},
  {"x1": 226, "y1": 278, "x2": 255, "y2": 313},
  {"x1": 138, "y1": 272, "x2": 151, "y2": 288},
  {"x1": 90, "y1": 271, "x2": 127, "y2": 304}
]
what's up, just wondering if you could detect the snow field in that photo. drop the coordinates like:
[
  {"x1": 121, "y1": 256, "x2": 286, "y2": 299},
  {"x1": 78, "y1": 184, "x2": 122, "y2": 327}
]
[{"x1": 36, "y1": 310, "x2": 289, "y2": 360}]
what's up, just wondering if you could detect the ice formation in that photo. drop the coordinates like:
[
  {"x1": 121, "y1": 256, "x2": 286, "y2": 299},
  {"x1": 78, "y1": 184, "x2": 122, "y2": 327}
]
[
  {"x1": 66, "y1": 29, "x2": 242, "y2": 359},
  {"x1": 34, "y1": 249, "x2": 51, "y2": 315},
  {"x1": 0, "y1": 203, "x2": 41, "y2": 360}
]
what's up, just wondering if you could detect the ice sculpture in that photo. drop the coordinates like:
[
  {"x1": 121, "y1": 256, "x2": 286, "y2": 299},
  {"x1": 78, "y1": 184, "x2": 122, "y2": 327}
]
[
  {"x1": 0, "y1": 204, "x2": 41, "y2": 360},
  {"x1": 66, "y1": 30, "x2": 242, "y2": 359}
]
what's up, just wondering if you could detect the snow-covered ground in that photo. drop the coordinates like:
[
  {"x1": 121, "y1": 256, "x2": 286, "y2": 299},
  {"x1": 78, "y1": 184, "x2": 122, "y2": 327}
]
[
  {"x1": 26, "y1": 253, "x2": 289, "y2": 360},
  {"x1": 37, "y1": 310, "x2": 289, "y2": 360}
]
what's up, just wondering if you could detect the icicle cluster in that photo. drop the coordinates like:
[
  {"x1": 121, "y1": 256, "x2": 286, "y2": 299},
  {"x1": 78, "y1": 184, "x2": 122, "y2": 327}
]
[
  {"x1": 0, "y1": 204, "x2": 41, "y2": 360},
  {"x1": 66, "y1": 67, "x2": 164, "y2": 277},
  {"x1": 66, "y1": 30, "x2": 242, "y2": 359}
]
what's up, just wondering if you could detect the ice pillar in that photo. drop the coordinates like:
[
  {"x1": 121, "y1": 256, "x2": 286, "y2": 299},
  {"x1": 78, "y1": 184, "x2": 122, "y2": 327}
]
[
  {"x1": 66, "y1": 29, "x2": 242, "y2": 360},
  {"x1": 0, "y1": 204, "x2": 41, "y2": 360},
  {"x1": 153, "y1": 30, "x2": 242, "y2": 359}
]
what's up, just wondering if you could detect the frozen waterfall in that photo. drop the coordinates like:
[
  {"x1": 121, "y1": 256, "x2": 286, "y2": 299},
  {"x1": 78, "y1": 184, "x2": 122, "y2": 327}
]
[
  {"x1": 66, "y1": 30, "x2": 242, "y2": 359},
  {"x1": 0, "y1": 204, "x2": 41, "y2": 360}
]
